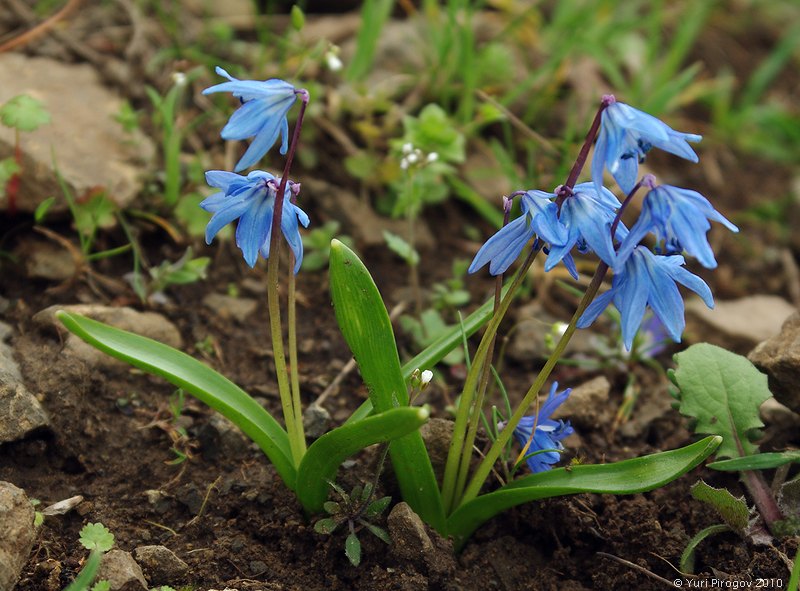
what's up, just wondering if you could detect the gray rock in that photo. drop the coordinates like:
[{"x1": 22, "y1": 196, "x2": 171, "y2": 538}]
[
  {"x1": 686, "y1": 295, "x2": 797, "y2": 355},
  {"x1": 133, "y1": 545, "x2": 189, "y2": 586},
  {"x1": 202, "y1": 293, "x2": 258, "y2": 323},
  {"x1": 748, "y1": 312, "x2": 800, "y2": 413},
  {"x1": 419, "y1": 418, "x2": 454, "y2": 484},
  {"x1": 0, "y1": 54, "x2": 154, "y2": 214},
  {"x1": 551, "y1": 375, "x2": 612, "y2": 429},
  {"x1": 96, "y1": 549, "x2": 148, "y2": 591},
  {"x1": 302, "y1": 404, "x2": 331, "y2": 440},
  {"x1": 34, "y1": 305, "x2": 182, "y2": 369},
  {"x1": 15, "y1": 238, "x2": 77, "y2": 281},
  {"x1": 387, "y1": 502, "x2": 455, "y2": 576},
  {"x1": 196, "y1": 414, "x2": 250, "y2": 461},
  {"x1": 506, "y1": 302, "x2": 597, "y2": 363},
  {"x1": 0, "y1": 322, "x2": 49, "y2": 443},
  {"x1": 0, "y1": 482, "x2": 37, "y2": 591}
]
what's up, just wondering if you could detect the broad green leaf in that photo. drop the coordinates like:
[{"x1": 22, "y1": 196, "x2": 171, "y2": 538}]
[
  {"x1": 345, "y1": 532, "x2": 362, "y2": 566},
  {"x1": 680, "y1": 524, "x2": 731, "y2": 574},
  {"x1": 446, "y1": 436, "x2": 721, "y2": 550},
  {"x1": 79, "y1": 523, "x2": 114, "y2": 552},
  {"x1": 709, "y1": 450, "x2": 800, "y2": 472},
  {"x1": 329, "y1": 240, "x2": 446, "y2": 533},
  {"x1": 56, "y1": 312, "x2": 296, "y2": 488},
  {"x1": 296, "y1": 407, "x2": 430, "y2": 512},
  {"x1": 690, "y1": 480, "x2": 749, "y2": 532},
  {"x1": 63, "y1": 550, "x2": 102, "y2": 591},
  {"x1": 672, "y1": 344, "x2": 772, "y2": 459},
  {"x1": 0, "y1": 94, "x2": 51, "y2": 131},
  {"x1": 345, "y1": 284, "x2": 500, "y2": 424}
]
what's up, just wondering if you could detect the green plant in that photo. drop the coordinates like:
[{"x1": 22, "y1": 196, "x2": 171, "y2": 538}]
[{"x1": 63, "y1": 523, "x2": 114, "y2": 591}]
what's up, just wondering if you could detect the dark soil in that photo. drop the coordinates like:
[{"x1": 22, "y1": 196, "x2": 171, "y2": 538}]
[{"x1": 1, "y1": 2, "x2": 799, "y2": 590}]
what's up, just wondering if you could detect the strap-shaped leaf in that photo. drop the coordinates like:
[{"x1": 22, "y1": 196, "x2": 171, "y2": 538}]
[
  {"x1": 296, "y1": 406, "x2": 430, "y2": 512},
  {"x1": 329, "y1": 240, "x2": 446, "y2": 533},
  {"x1": 709, "y1": 450, "x2": 800, "y2": 471},
  {"x1": 57, "y1": 311, "x2": 296, "y2": 488},
  {"x1": 446, "y1": 436, "x2": 721, "y2": 550}
]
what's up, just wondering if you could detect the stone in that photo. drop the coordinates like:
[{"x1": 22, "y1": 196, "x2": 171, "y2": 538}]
[
  {"x1": 0, "y1": 53, "x2": 154, "y2": 214},
  {"x1": 307, "y1": 177, "x2": 434, "y2": 249},
  {"x1": 202, "y1": 293, "x2": 258, "y2": 323},
  {"x1": 195, "y1": 414, "x2": 250, "y2": 461},
  {"x1": 387, "y1": 502, "x2": 455, "y2": 576},
  {"x1": 0, "y1": 481, "x2": 37, "y2": 591},
  {"x1": 133, "y1": 545, "x2": 189, "y2": 586},
  {"x1": 302, "y1": 404, "x2": 330, "y2": 440},
  {"x1": 748, "y1": 312, "x2": 800, "y2": 413},
  {"x1": 33, "y1": 305, "x2": 182, "y2": 369},
  {"x1": 551, "y1": 375, "x2": 612, "y2": 429},
  {"x1": 96, "y1": 549, "x2": 148, "y2": 591},
  {"x1": 15, "y1": 238, "x2": 78, "y2": 281},
  {"x1": 0, "y1": 322, "x2": 49, "y2": 443},
  {"x1": 419, "y1": 418, "x2": 454, "y2": 484},
  {"x1": 686, "y1": 295, "x2": 796, "y2": 355},
  {"x1": 506, "y1": 302, "x2": 598, "y2": 363}
]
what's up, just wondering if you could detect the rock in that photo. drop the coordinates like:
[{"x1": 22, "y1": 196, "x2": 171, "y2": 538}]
[
  {"x1": 0, "y1": 481, "x2": 37, "y2": 591},
  {"x1": 506, "y1": 302, "x2": 598, "y2": 363},
  {"x1": 33, "y1": 305, "x2": 182, "y2": 369},
  {"x1": 419, "y1": 418, "x2": 453, "y2": 484},
  {"x1": 307, "y1": 178, "x2": 434, "y2": 249},
  {"x1": 0, "y1": 322, "x2": 49, "y2": 443},
  {"x1": 202, "y1": 293, "x2": 258, "y2": 323},
  {"x1": 387, "y1": 502, "x2": 455, "y2": 576},
  {"x1": 133, "y1": 545, "x2": 189, "y2": 586},
  {"x1": 196, "y1": 414, "x2": 250, "y2": 461},
  {"x1": 617, "y1": 383, "x2": 674, "y2": 439},
  {"x1": 551, "y1": 376, "x2": 612, "y2": 429},
  {"x1": 0, "y1": 54, "x2": 154, "y2": 214},
  {"x1": 302, "y1": 404, "x2": 331, "y2": 440},
  {"x1": 686, "y1": 295, "x2": 796, "y2": 355},
  {"x1": 15, "y1": 238, "x2": 77, "y2": 281},
  {"x1": 96, "y1": 549, "x2": 148, "y2": 591},
  {"x1": 748, "y1": 312, "x2": 800, "y2": 413}
]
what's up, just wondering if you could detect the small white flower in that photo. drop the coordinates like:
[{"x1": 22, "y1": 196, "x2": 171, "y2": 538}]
[
  {"x1": 420, "y1": 370, "x2": 433, "y2": 386},
  {"x1": 325, "y1": 51, "x2": 343, "y2": 72},
  {"x1": 553, "y1": 322, "x2": 569, "y2": 338},
  {"x1": 426, "y1": 152, "x2": 439, "y2": 163},
  {"x1": 402, "y1": 142, "x2": 414, "y2": 154},
  {"x1": 172, "y1": 72, "x2": 188, "y2": 87},
  {"x1": 406, "y1": 152, "x2": 419, "y2": 164},
  {"x1": 400, "y1": 158, "x2": 410, "y2": 170}
]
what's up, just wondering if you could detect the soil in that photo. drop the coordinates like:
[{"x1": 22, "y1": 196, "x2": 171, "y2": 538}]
[{"x1": 1, "y1": 2, "x2": 799, "y2": 591}]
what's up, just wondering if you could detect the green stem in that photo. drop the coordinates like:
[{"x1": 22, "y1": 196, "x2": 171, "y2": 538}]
[
  {"x1": 288, "y1": 252, "x2": 306, "y2": 457},
  {"x1": 441, "y1": 246, "x2": 540, "y2": 512},
  {"x1": 460, "y1": 261, "x2": 609, "y2": 505}
]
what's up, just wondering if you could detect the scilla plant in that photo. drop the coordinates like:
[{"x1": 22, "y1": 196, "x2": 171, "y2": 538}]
[{"x1": 60, "y1": 71, "x2": 725, "y2": 552}]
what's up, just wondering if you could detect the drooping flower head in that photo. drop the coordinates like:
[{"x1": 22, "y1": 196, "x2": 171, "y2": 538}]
[
  {"x1": 592, "y1": 95, "x2": 701, "y2": 194},
  {"x1": 615, "y1": 181, "x2": 739, "y2": 270},
  {"x1": 203, "y1": 67, "x2": 298, "y2": 172},
  {"x1": 506, "y1": 382, "x2": 574, "y2": 473},
  {"x1": 468, "y1": 190, "x2": 567, "y2": 276},
  {"x1": 201, "y1": 170, "x2": 309, "y2": 271},
  {"x1": 577, "y1": 246, "x2": 713, "y2": 350},
  {"x1": 544, "y1": 182, "x2": 628, "y2": 274}
]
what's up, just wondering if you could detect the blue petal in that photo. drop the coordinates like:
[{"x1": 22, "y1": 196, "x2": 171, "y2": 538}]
[
  {"x1": 204, "y1": 197, "x2": 251, "y2": 244},
  {"x1": 468, "y1": 215, "x2": 533, "y2": 275},
  {"x1": 234, "y1": 120, "x2": 284, "y2": 172},
  {"x1": 205, "y1": 170, "x2": 244, "y2": 190},
  {"x1": 235, "y1": 194, "x2": 273, "y2": 267},
  {"x1": 577, "y1": 288, "x2": 615, "y2": 329}
]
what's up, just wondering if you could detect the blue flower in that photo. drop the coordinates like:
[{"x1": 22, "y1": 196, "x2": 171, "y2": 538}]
[
  {"x1": 510, "y1": 383, "x2": 574, "y2": 473},
  {"x1": 468, "y1": 190, "x2": 567, "y2": 276},
  {"x1": 201, "y1": 170, "x2": 309, "y2": 271},
  {"x1": 616, "y1": 184, "x2": 739, "y2": 269},
  {"x1": 203, "y1": 67, "x2": 298, "y2": 172},
  {"x1": 544, "y1": 182, "x2": 627, "y2": 273},
  {"x1": 577, "y1": 246, "x2": 714, "y2": 350},
  {"x1": 592, "y1": 96, "x2": 702, "y2": 194}
]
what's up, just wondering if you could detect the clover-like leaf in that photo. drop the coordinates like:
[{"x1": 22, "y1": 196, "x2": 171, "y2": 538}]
[
  {"x1": 671, "y1": 343, "x2": 772, "y2": 459},
  {"x1": 0, "y1": 94, "x2": 51, "y2": 132},
  {"x1": 79, "y1": 522, "x2": 115, "y2": 552}
]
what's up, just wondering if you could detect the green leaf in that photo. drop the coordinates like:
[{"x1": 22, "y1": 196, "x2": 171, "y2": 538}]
[
  {"x1": 672, "y1": 344, "x2": 772, "y2": 459},
  {"x1": 709, "y1": 450, "x2": 800, "y2": 472},
  {"x1": 323, "y1": 501, "x2": 341, "y2": 514},
  {"x1": 329, "y1": 240, "x2": 446, "y2": 533},
  {"x1": 34, "y1": 196, "x2": 57, "y2": 224},
  {"x1": 290, "y1": 4, "x2": 305, "y2": 30},
  {"x1": 402, "y1": 104, "x2": 465, "y2": 163},
  {"x1": 0, "y1": 94, "x2": 51, "y2": 132},
  {"x1": 690, "y1": 480, "x2": 750, "y2": 532},
  {"x1": 56, "y1": 311, "x2": 296, "y2": 489},
  {"x1": 680, "y1": 524, "x2": 731, "y2": 574},
  {"x1": 345, "y1": 532, "x2": 362, "y2": 566},
  {"x1": 63, "y1": 550, "x2": 102, "y2": 591},
  {"x1": 361, "y1": 522, "x2": 391, "y2": 544},
  {"x1": 314, "y1": 517, "x2": 340, "y2": 534},
  {"x1": 365, "y1": 496, "x2": 392, "y2": 517},
  {"x1": 91, "y1": 581, "x2": 111, "y2": 591},
  {"x1": 0, "y1": 158, "x2": 20, "y2": 197},
  {"x1": 446, "y1": 436, "x2": 721, "y2": 550},
  {"x1": 79, "y1": 523, "x2": 114, "y2": 552},
  {"x1": 383, "y1": 230, "x2": 419, "y2": 266},
  {"x1": 296, "y1": 407, "x2": 431, "y2": 512}
]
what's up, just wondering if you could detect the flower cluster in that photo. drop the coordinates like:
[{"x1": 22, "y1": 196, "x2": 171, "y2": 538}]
[
  {"x1": 506, "y1": 383, "x2": 574, "y2": 473},
  {"x1": 200, "y1": 68, "x2": 309, "y2": 271},
  {"x1": 472, "y1": 96, "x2": 738, "y2": 471}
]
